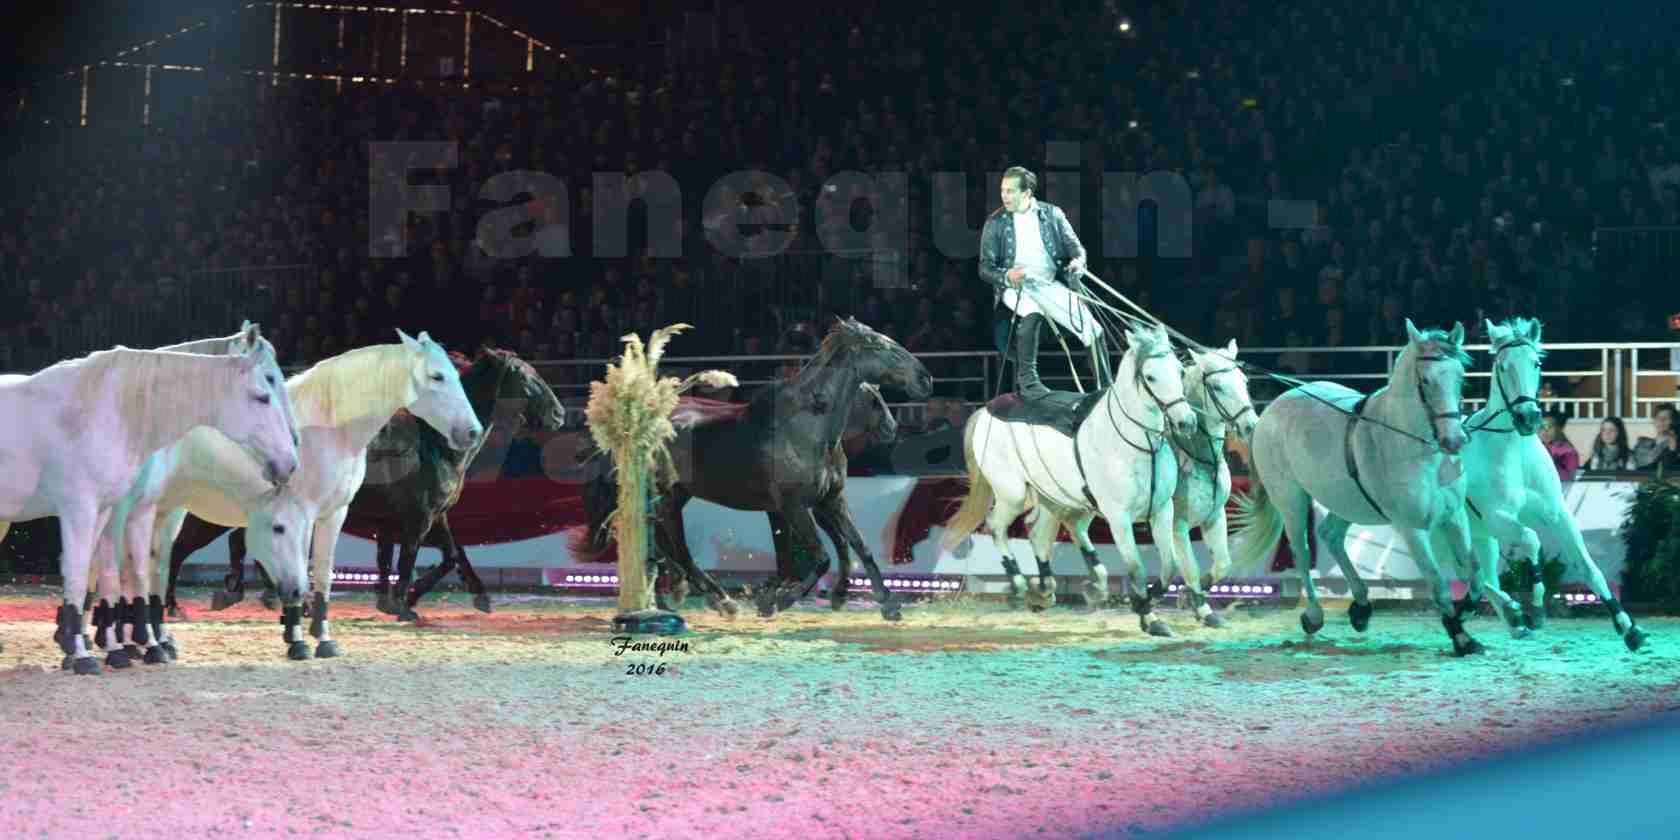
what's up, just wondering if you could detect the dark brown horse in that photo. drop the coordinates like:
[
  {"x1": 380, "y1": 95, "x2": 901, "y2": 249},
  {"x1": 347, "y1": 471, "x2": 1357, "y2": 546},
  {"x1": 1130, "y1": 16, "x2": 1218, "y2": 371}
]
[
  {"x1": 581, "y1": 317, "x2": 932, "y2": 621},
  {"x1": 654, "y1": 381, "x2": 899, "y2": 612},
  {"x1": 162, "y1": 348, "x2": 566, "y2": 618}
]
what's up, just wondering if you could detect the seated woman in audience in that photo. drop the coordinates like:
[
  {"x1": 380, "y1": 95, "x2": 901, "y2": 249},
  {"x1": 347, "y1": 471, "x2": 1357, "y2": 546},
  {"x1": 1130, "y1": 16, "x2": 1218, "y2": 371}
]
[
  {"x1": 1585, "y1": 416, "x2": 1634, "y2": 471},
  {"x1": 1633, "y1": 403, "x2": 1679, "y2": 470},
  {"x1": 1539, "y1": 410, "x2": 1581, "y2": 484}
]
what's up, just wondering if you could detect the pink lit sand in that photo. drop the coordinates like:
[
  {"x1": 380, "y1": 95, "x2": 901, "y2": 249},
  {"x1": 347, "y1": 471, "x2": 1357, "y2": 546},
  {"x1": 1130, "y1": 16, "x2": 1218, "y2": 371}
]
[{"x1": 1, "y1": 587, "x2": 1676, "y2": 839}]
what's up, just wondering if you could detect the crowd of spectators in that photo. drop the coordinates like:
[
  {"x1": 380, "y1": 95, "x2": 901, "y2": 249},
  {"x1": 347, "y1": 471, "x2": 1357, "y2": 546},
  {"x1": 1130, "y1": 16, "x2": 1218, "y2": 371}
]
[{"x1": 2, "y1": 0, "x2": 1679, "y2": 416}]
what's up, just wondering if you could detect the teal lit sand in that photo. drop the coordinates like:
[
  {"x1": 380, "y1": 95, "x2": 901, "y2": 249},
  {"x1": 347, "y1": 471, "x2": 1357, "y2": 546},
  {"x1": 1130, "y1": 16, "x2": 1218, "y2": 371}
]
[{"x1": 0, "y1": 587, "x2": 1674, "y2": 838}]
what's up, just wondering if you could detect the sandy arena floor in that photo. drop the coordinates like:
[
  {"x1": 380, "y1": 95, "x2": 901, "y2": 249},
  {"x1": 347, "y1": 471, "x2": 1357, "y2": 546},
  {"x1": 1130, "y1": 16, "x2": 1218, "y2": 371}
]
[{"x1": 0, "y1": 585, "x2": 1676, "y2": 839}]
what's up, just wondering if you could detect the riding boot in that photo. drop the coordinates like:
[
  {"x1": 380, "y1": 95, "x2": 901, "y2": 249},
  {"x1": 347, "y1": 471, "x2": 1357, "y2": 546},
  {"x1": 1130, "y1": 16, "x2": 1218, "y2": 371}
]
[{"x1": 1012, "y1": 314, "x2": 1051, "y2": 400}]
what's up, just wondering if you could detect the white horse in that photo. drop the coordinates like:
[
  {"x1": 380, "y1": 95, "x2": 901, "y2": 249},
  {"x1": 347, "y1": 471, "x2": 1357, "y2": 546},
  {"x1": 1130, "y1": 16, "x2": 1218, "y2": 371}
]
[
  {"x1": 1229, "y1": 320, "x2": 1488, "y2": 656},
  {"x1": 1155, "y1": 341, "x2": 1260, "y2": 627},
  {"x1": 136, "y1": 330, "x2": 483, "y2": 660},
  {"x1": 0, "y1": 333, "x2": 300, "y2": 673},
  {"x1": 943, "y1": 324, "x2": 1198, "y2": 635},
  {"x1": 84, "y1": 324, "x2": 311, "y2": 667},
  {"x1": 1436, "y1": 317, "x2": 1648, "y2": 651}
]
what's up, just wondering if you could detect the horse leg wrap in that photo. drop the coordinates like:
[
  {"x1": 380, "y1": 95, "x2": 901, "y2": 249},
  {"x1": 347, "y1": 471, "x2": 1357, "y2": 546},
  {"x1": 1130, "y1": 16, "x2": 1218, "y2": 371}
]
[
  {"x1": 57, "y1": 603, "x2": 89, "y2": 653},
  {"x1": 1603, "y1": 597, "x2": 1628, "y2": 632},
  {"x1": 91, "y1": 601, "x2": 116, "y2": 650},
  {"x1": 127, "y1": 598, "x2": 151, "y2": 646},
  {"x1": 1441, "y1": 614, "x2": 1482, "y2": 656},
  {"x1": 1453, "y1": 593, "x2": 1479, "y2": 621},
  {"x1": 1128, "y1": 593, "x2": 1153, "y2": 616}
]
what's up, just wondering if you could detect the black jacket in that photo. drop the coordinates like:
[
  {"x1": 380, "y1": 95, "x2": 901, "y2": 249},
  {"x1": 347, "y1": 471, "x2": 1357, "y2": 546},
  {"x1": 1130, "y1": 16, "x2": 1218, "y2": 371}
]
[{"x1": 977, "y1": 200, "x2": 1087, "y2": 308}]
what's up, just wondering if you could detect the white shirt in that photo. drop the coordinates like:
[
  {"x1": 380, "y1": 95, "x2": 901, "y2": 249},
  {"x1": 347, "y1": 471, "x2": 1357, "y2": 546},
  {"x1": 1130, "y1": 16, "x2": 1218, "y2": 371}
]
[{"x1": 1011, "y1": 203, "x2": 1056, "y2": 286}]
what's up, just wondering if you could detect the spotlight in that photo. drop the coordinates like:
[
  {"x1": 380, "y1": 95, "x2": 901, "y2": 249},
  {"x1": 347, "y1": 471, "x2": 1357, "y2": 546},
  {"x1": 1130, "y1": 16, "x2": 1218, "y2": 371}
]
[{"x1": 1118, "y1": 19, "x2": 1132, "y2": 33}]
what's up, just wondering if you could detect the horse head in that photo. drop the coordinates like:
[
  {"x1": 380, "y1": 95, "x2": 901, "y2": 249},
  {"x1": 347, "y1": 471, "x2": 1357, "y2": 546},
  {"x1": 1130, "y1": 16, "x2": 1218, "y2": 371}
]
[
  {"x1": 1123, "y1": 324, "x2": 1196, "y2": 436},
  {"x1": 822, "y1": 316, "x2": 933, "y2": 399},
  {"x1": 1189, "y1": 338, "x2": 1258, "y2": 442},
  {"x1": 472, "y1": 346, "x2": 568, "y2": 434},
  {"x1": 397, "y1": 329, "x2": 485, "y2": 451},
  {"x1": 1404, "y1": 318, "x2": 1470, "y2": 455},
  {"x1": 248, "y1": 488, "x2": 313, "y2": 606},
  {"x1": 1483, "y1": 317, "x2": 1545, "y2": 437}
]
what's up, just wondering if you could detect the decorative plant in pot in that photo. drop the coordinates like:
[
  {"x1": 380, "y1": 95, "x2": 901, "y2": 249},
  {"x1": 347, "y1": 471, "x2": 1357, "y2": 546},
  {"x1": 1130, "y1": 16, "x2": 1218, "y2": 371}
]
[{"x1": 1617, "y1": 467, "x2": 1680, "y2": 607}]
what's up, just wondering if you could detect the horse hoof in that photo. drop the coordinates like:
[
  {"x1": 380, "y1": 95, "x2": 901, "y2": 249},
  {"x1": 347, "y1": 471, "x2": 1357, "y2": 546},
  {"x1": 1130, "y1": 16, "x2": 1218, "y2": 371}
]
[
  {"x1": 160, "y1": 640, "x2": 179, "y2": 662},
  {"x1": 143, "y1": 646, "x2": 168, "y2": 665},
  {"x1": 1146, "y1": 619, "x2": 1175, "y2": 638},
  {"x1": 1084, "y1": 586, "x2": 1109, "y2": 609},
  {"x1": 880, "y1": 600, "x2": 902, "y2": 622},
  {"x1": 1509, "y1": 625, "x2": 1533, "y2": 640},
  {"x1": 123, "y1": 645, "x2": 145, "y2": 660},
  {"x1": 104, "y1": 649, "x2": 132, "y2": 669},
  {"x1": 287, "y1": 641, "x2": 312, "y2": 661},
  {"x1": 1453, "y1": 637, "x2": 1486, "y2": 657},
  {"x1": 166, "y1": 605, "x2": 187, "y2": 620},
  {"x1": 209, "y1": 590, "x2": 243, "y2": 611},
  {"x1": 375, "y1": 595, "x2": 398, "y2": 616},
  {"x1": 830, "y1": 596, "x2": 848, "y2": 612},
  {"x1": 71, "y1": 656, "x2": 101, "y2": 675},
  {"x1": 1624, "y1": 626, "x2": 1650, "y2": 653},
  {"x1": 396, "y1": 608, "x2": 420, "y2": 623},
  {"x1": 1006, "y1": 594, "x2": 1027, "y2": 611},
  {"x1": 315, "y1": 641, "x2": 340, "y2": 659},
  {"x1": 473, "y1": 594, "x2": 493, "y2": 614},
  {"x1": 1349, "y1": 600, "x2": 1373, "y2": 633},
  {"x1": 716, "y1": 598, "x2": 740, "y2": 620},
  {"x1": 1522, "y1": 602, "x2": 1547, "y2": 631},
  {"x1": 260, "y1": 593, "x2": 279, "y2": 611},
  {"x1": 1202, "y1": 611, "x2": 1228, "y2": 629},
  {"x1": 1300, "y1": 612, "x2": 1325, "y2": 636}
]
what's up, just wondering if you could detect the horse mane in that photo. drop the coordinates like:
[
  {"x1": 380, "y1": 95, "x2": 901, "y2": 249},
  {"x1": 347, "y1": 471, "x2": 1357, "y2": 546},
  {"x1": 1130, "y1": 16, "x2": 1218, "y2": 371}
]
[
  {"x1": 1398, "y1": 328, "x2": 1472, "y2": 371},
  {"x1": 474, "y1": 346, "x2": 545, "y2": 386},
  {"x1": 286, "y1": 343, "x2": 419, "y2": 428},
  {"x1": 1127, "y1": 327, "x2": 1174, "y2": 360},
  {"x1": 1490, "y1": 317, "x2": 1548, "y2": 359},
  {"x1": 56, "y1": 347, "x2": 235, "y2": 452}
]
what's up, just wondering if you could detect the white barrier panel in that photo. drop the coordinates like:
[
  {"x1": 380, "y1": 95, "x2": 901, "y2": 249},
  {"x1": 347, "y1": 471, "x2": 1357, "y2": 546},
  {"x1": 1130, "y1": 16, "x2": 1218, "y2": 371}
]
[{"x1": 181, "y1": 477, "x2": 1636, "y2": 587}]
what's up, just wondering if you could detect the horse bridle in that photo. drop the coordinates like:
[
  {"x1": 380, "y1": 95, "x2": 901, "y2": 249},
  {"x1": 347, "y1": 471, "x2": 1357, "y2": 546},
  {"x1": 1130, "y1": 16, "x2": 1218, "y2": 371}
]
[
  {"x1": 1177, "y1": 364, "x2": 1255, "y2": 469},
  {"x1": 1468, "y1": 339, "x2": 1541, "y2": 435},
  {"x1": 1113, "y1": 349, "x2": 1189, "y2": 451},
  {"x1": 1413, "y1": 351, "x2": 1468, "y2": 448}
]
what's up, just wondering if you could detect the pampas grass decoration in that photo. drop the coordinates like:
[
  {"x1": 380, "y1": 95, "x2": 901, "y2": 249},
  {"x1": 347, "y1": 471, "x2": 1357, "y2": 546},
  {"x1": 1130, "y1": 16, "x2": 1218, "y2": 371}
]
[{"x1": 585, "y1": 323, "x2": 737, "y2": 616}]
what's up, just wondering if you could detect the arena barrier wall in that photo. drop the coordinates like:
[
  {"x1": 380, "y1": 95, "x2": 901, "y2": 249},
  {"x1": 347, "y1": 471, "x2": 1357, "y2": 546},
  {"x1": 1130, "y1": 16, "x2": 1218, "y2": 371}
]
[{"x1": 175, "y1": 476, "x2": 1640, "y2": 595}]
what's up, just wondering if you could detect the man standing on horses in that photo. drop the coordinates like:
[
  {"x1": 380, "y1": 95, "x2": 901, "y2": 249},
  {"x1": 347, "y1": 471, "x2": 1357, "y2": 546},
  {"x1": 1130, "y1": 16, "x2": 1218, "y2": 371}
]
[{"x1": 979, "y1": 166, "x2": 1108, "y2": 400}]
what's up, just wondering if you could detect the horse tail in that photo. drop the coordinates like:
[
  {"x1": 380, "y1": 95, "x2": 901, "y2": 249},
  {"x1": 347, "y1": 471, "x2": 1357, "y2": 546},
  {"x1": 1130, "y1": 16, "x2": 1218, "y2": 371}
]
[
  {"x1": 1227, "y1": 455, "x2": 1285, "y2": 577},
  {"x1": 941, "y1": 412, "x2": 994, "y2": 550},
  {"x1": 570, "y1": 444, "x2": 618, "y2": 563}
]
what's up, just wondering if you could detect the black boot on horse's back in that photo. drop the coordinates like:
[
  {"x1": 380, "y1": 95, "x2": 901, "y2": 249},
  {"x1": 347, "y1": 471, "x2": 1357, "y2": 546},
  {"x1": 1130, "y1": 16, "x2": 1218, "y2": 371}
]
[{"x1": 1012, "y1": 314, "x2": 1052, "y2": 401}]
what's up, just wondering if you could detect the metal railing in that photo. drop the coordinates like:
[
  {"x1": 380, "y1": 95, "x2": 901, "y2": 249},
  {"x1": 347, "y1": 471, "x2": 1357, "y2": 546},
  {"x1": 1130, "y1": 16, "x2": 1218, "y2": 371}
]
[{"x1": 516, "y1": 339, "x2": 1680, "y2": 426}]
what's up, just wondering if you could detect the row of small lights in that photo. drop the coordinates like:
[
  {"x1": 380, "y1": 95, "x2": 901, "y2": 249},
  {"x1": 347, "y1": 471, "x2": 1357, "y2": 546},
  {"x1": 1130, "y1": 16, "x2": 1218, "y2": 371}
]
[
  {"x1": 560, "y1": 574, "x2": 620, "y2": 587},
  {"x1": 335, "y1": 571, "x2": 398, "y2": 584},
  {"x1": 1559, "y1": 592, "x2": 1603, "y2": 604},
  {"x1": 847, "y1": 577, "x2": 961, "y2": 592},
  {"x1": 1167, "y1": 583, "x2": 1277, "y2": 596}
]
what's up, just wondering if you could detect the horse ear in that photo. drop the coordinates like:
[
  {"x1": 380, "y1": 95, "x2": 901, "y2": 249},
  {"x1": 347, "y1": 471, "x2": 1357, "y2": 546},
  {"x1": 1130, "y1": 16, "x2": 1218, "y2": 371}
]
[
  {"x1": 1528, "y1": 319, "x2": 1543, "y2": 343},
  {"x1": 1225, "y1": 338, "x2": 1239, "y2": 356},
  {"x1": 417, "y1": 331, "x2": 434, "y2": 345},
  {"x1": 241, "y1": 321, "x2": 262, "y2": 343},
  {"x1": 396, "y1": 328, "x2": 419, "y2": 349},
  {"x1": 1449, "y1": 321, "x2": 1466, "y2": 346},
  {"x1": 1482, "y1": 318, "x2": 1499, "y2": 342},
  {"x1": 1405, "y1": 318, "x2": 1424, "y2": 344}
]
